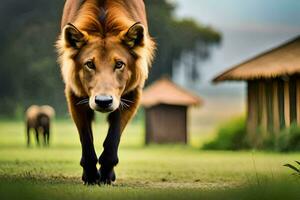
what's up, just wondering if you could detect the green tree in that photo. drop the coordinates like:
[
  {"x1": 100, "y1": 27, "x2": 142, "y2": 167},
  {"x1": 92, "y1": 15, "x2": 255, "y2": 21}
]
[
  {"x1": 0, "y1": 0, "x2": 65, "y2": 117},
  {"x1": 0, "y1": 0, "x2": 221, "y2": 117},
  {"x1": 145, "y1": 0, "x2": 221, "y2": 82}
]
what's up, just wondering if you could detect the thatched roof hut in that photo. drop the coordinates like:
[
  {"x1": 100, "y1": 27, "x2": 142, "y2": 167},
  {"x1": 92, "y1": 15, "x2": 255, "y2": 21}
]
[
  {"x1": 213, "y1": 36, "x2": 300, "y2": 147},
  {"x1": 214, "y1": 36, "x2": 300, "y2": 82},
  {"x1": 141, "y1": 78, "x2": 202, "y2": 144}
]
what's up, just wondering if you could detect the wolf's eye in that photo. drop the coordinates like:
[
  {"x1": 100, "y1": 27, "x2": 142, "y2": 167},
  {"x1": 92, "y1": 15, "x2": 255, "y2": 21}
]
[
  {"x1": 84, "y1": 60, "x2": 95, "y2": 70},
  {"x1": 115, "y1": 60, "x2": 125, "y2": 70}
]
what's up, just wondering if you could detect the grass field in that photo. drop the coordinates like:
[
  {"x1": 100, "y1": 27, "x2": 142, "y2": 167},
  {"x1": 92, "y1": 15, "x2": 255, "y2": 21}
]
[{"x1": 0, "y1": 120, "x2": 299, "y2": 200}]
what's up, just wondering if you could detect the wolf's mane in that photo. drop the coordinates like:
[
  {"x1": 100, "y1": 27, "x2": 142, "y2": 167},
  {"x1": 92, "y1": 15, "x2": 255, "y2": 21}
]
[{"x1": 56, "y1": 0, "x2": 156, "y2": 97}]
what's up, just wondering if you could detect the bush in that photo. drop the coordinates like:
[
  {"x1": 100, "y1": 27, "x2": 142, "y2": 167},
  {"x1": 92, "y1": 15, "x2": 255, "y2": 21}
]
[
  {"x1": 202, "y1": 117, "x2": 300, "y2": 151},
  {"x1": 276, "y1": 124, "x2": 300, "y2": 152},
  {"x1": 202, "y1": 117, "x2": 250, "y2": 150}
]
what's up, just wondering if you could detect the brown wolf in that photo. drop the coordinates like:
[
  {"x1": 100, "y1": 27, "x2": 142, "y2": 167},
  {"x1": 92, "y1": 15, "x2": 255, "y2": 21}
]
[
  {"x1": 26, "y1": 105, "x2": 55, "y2": 147},
  {"x1": 56, "y1": 0, "x2": 155, "y2": 184}
]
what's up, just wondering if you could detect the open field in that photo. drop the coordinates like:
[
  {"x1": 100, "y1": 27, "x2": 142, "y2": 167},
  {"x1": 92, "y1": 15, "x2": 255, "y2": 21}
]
[{"x1": 0, "y1": 120, "x2": 299, "y2": 200}]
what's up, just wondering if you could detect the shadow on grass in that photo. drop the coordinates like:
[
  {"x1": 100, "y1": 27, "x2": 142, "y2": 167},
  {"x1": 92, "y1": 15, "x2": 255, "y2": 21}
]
[{"x1": 0, "y1": 175, "x2": 299, "y2": 200}]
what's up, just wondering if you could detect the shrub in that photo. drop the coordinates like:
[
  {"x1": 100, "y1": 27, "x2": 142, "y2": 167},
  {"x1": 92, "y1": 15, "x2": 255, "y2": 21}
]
[
  {"x1": 202, "y1": 117, "x2": 300, "y2": 151},
  {"x1": 202, "y1": 117, "x2": 250, "y2": 150},
  {"x1": 276, "y1": 124, "x2": 300, "y2": 152}
]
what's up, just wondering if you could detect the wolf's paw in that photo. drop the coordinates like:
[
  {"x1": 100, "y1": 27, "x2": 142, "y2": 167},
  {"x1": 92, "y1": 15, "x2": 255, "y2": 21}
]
[
  {"x1": 99, "y1": 167, "x2": 116, "y2": 185},
  {"x1": 82, "y1": 167, "x2": 100, "y2": 185}
]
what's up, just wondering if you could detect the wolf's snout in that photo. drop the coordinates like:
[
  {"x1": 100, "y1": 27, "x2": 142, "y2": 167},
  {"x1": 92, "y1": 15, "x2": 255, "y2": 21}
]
[{"x1": 95, "y1": 95, "x2": 113, "y2": 109}]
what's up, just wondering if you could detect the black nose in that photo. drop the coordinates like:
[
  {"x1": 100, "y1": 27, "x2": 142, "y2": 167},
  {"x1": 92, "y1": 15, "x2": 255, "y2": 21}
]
[{"x1": 95, "y1": 95, "x2": 113, "y2": 108}]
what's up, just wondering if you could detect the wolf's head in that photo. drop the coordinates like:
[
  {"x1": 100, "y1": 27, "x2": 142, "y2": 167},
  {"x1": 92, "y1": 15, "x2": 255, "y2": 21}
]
[{"x1": 57, "y1": 21, "x2": 154, "y2": 113}]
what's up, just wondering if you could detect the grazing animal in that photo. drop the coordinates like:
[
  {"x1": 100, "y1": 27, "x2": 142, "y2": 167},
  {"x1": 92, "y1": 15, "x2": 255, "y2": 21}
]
[
  {"x1": 26, "y1": 105, "x2": 55, "y2": 147},
  {"x1": 56, "y1": 0, "x2": 155, "y2": 185}
]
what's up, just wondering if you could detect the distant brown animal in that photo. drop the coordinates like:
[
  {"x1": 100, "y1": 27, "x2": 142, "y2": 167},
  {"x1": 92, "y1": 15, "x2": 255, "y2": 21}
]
[
  {"x1": 56, "y1": 0, "x2": 155, "y2": 184},
  {"x1": 26, "y1": 105, "x2": 55, "y2": 147}
]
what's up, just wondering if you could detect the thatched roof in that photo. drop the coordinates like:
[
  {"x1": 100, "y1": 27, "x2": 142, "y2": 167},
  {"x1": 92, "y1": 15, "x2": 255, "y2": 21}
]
[
  {"x1": 141, "y1": 78, "x2": 202, "y2": 107},
  {"x1": 213, "y1": 36, "x2": 300, "y2": 83}
]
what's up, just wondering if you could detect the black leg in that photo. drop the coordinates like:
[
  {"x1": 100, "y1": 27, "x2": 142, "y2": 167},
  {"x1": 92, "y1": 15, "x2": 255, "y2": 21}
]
[
  {"x1": 47, "y1": 125, "x2": 50, "y2": 146},
  {"x1": 99, "y1": 109, "x2": 121, "y2": 184},
  {"x1": 26, "y1": 125, "x2": 30, "y2": 147},
  {"x1": 78, "y1": 109, "x2": 100, "y2": 185},
  {"x1": 46, "y1": 131, "x2": 50, "y2": 146},
  {"x1": 44, "y1": 125, "x2": 50, "y2": 146},
  {"x1": 66, "y1": 90, "x2": 100, "y2": 185},
  {"x1": 43, "y1": 130, "x2": 47, "y2": 146},
  {"x1": 35, "y1": 128, "x2": 40, "y2": 146}
]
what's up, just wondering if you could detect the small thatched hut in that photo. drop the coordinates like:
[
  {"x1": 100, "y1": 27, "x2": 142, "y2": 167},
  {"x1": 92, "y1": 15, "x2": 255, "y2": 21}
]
[
  {"x1": 213, "y1": 36, "x2": 300, "y2": 146},
  {"x1": 141, "y1": 78, "x2": 202, "y2": 144}
]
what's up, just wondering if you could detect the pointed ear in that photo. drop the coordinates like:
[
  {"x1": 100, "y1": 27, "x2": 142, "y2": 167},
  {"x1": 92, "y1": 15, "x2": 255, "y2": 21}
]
[
  {"x1": 63, "y1": 23, "x2": 87, "y2": 49},
  {"x1": 123, "y1": 22, "x2": 144, "y2": 48}
]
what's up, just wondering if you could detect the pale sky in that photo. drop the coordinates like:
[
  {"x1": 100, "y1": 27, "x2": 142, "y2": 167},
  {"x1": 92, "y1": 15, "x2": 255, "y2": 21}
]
[
  {"x1": 173, "y1": 0, "x2": 300, "y2": 95},
  {"x1": 176, "y1": 0, "x2": 300, "y2": 33}
]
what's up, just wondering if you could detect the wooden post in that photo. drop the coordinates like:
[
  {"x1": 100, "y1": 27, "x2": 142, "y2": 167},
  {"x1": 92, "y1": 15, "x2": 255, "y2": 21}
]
[
  {"x1": 278, "y1": 79, "x2": 286, "y2": 130},
  {"x1": 284, "y1": 81, "x2": 290, "y2": 127},
  {"x1": 272, "y1": 80, "x2": 280, "y2": 134},
  {"x1": 297, "y1": 78, "x2": 300, "y2": 125},
  {"x1": 145, "y1": 108, "x2": 151, "y2": 145},
  {"x1": 247, "y1": 81, "x2": 258, "y2": 144},
  {"x1": 266, "y1": 80, "x2": 274, "y2": 134},
  {"x1": 259, "y1": 81, "x2": 268, "y2": 136},
  {"x1": 289, "y1": 76, "x2": 297, "y2": 124}
]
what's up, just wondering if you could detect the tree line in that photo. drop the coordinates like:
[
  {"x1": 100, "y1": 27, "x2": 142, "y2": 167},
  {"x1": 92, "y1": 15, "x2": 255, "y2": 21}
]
[{"x1": 0, "y1": 0, "x2": 221, "y2": 118}]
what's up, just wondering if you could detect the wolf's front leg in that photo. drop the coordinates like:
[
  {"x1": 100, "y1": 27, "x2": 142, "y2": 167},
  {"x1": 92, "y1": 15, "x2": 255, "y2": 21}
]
[
  {"x1": 99, "y1": 110, "x2": 121, "y2": 184},
  {"x1": 66, "y1": 90, "x2": 99, "y2": 185},
  {"x1": 99, "y1": 89, "x2": 141, "y2": 184}
]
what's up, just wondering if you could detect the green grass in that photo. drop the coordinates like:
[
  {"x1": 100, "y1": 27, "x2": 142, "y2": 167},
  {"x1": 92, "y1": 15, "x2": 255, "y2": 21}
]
[{"x1": 0, "y1": 120, "x2": 299, "y2": 200}]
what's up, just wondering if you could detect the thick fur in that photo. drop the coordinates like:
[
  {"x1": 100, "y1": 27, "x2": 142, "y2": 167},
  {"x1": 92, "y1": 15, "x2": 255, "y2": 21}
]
[
  {"x1": 56, "y1": 0, "x2": 155, "y2": 185},
  {"x1": 57, "y1": 0, "x2": 155, "y2": 99},
  {"x1": 26, "y1": 105, "x2": 55, "y2": 146}
]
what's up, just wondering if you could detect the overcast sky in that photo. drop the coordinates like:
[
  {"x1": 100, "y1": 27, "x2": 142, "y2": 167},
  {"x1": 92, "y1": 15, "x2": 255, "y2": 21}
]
[{"x1": 173, "y1": 0, "x2": 300, "y2": 93}]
